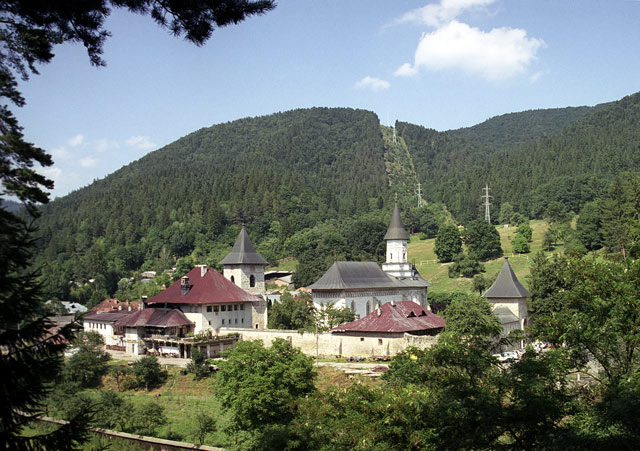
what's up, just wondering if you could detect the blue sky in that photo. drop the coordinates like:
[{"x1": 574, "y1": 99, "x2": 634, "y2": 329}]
[{"x1": 13, "y1": 0, "x2": 640, "y2": 199}]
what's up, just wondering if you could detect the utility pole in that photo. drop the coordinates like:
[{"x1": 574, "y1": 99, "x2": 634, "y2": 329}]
[
  {"x1": 416, "y1": 182, "x2": 422, "y2": 207},
  {"x1": 481, "y1": 184, "x2": 492, "y2": 223}
]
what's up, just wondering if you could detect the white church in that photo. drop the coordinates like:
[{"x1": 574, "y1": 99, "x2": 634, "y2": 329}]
[{"x1": 308, "y1": 204, "x2": 431, "y2": 319}]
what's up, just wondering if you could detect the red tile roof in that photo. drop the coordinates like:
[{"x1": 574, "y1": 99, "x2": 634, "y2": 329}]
[
  {"x1": 332, "y1": 301, "x2": 445, "y2": 334},
  {"x1": 90, "y1": 298, "x2": 140, "y2": 313},
  {"x1": 115, "y1": 308, "x2": 193, "y2": 328},
  {"x1": 84, "y1": 311, "x2": 134, "y2": 323},
  {"x1": 147, "y1": 266, "x2": 260, "y2": 305}
]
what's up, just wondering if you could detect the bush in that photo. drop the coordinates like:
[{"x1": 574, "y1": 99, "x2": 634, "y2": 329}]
[
  {"x1": 132, "y1": 355, "x2": 166, "y2": 391},
  {"x1": 434, "y1": 223, "x2": 462, "y2": 263},
  {"x1": 448, "y1": 253, "x2": 485, "y2": 278},
  {"x1": 511, "y1": 234, "x2": 530, "y2": 253}
]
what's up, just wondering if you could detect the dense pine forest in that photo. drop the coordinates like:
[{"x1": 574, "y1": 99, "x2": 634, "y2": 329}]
[{"x1": 33, "y1": 92, "x2": 640, "y2": 305}]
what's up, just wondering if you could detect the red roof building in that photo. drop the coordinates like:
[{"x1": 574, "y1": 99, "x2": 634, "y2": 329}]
[
  {"x1": 332, "y1": 301, "x2": 445, "y2": 336},
  {"x1": 90, "y1": 298, "x2": 140, "y2": 313},
  {"x1": 147, "y1": 266, "x2": 260, "y2": 306}
]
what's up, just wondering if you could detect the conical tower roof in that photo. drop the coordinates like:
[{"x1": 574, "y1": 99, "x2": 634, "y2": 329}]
[
  {"x1": 483, "y1": 258, "x2": 531, "y2": 298},
  {"x1": 219, "y1": 227, "x2": 268, "y2": 266},
  {"x1": 384, "y1": 204, "x2": 410, "y2": 240}
]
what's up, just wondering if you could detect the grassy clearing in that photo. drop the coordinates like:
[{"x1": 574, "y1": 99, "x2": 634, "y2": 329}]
[{"x1": 409, "y1": 220, "x2": 563, "y2": 293}]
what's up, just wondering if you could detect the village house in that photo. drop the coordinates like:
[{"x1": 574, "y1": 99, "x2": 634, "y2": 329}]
[
  {"x1": 308, "y1": 204, "x2": 431, "y2": 318},
  {"x1": 82, "y1": 228, "x2": 270, "y2": 357}
]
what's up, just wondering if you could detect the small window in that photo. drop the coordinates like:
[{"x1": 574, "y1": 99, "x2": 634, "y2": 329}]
[
  {"x1": 240, "y1": 305, "x2": 244, "y2": 311},
  {"x1": 250, "y1": 275, "x2": 256, "y2": 287},
  {"x1": 360, "y1": 337, "x2": 364, "y2": 342},
  {"x1": 378, "y1": 339, "x2": 383, "y2": 345},
  {"x1": 208, "y1": 320, "x2": 211, "y2": 325},
  {"x1": 235, "y1": 318, "x2": 238, "y2": 324},
  {"x1": 255, "y1": 324, "x2": 259, "y2": 329},
  {"x1": 241, "y1": 318, "x2": 244, "y2": 323},
  {"x1": 230, "y1": 275, "x2": 235, "y2": 284},
  {"x1": 221, "y1": 305, "x2": 226, "y2": 312},
  {"x1": 222, "y1": 319, "x2": 225, "y2": 325},
  {"x1": 234, "y1": 304, "x2": 238, "y2": 311},
  {"x1": 213, "y1": 305, "x2": 219, "y2": 312},
  {"x1": 207, "y1": 305, "x2": 212, "y2": 312}
]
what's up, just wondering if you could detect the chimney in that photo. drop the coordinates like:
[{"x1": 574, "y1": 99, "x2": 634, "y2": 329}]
[
  {"x1": 181, "y1": 276, "x2": 190, "y2": 296},
  {"x1": 377, "y1": 308, "x2": 381, "y2": 316},
  {"x1": 391, "y1": 300, "x2": 395, "y2": 306},
  {"x1": 200, "y1": 265, "x2": 207, "y2": 277}
]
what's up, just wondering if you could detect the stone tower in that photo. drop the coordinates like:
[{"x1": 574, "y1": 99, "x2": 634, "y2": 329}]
[
  {"x1": 382, "y1": 204, "x2": 414, "y2": 278},
  {"x1": 220, "y1": 226, "x2": 268, "y2": 295},
  {"x1": 483, "y1": 257, "x2": 531, "y2": 345}
]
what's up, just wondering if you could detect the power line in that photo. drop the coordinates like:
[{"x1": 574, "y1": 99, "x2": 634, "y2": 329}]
[{"x1": 481, "y1": 184, "x2": 492, "y2": 223}]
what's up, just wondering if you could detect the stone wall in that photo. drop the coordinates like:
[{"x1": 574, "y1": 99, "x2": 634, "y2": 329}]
[{"x1": 221, "y1": 327, "x2": 438, "y2": 358}]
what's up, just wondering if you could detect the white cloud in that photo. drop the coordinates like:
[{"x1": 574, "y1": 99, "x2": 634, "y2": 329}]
[
  {"x1": 398, "y1": 0, "x2": 496, "y2": 27},
  {"x1": 68, "y1": 134, "x2": 85, "y2": 147},
  {"x1": 394, "y1": 63, "x2": 418, "y2": 77},
  {"x1": 126, "y1": 135, "x2": 157, "y2": 150},
  {"x1": 404, "y1": 21, "x2": 544, "y2": 81},
  {"x1": 96, "y1": 138, "x2": 119, "y2": 153},
  {"x1": 50, "y1": 146, "x2": 71, "y2": 160},
  {"x1": 355, "y1": 76, "x2": 391, "y2": 92},
  {"x1": 40, "y1": 166, "x2": 62, "y2": 180},
  {"x1": 79, "y1": 156, "x2": 97, "y2": 168}
]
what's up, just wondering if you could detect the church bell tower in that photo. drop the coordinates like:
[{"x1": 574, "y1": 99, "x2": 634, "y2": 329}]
[{"x1": 382, "y1": 204, "x2": 414, "y2": 278}]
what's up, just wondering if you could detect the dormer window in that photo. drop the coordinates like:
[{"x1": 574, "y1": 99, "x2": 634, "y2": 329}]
[{"x1": 180, "y1": 276, "x2": 190, "y2": 296}]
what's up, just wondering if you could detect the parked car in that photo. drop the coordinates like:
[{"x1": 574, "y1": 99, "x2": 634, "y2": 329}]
[{"x1": 493, "y1": 351, "x2": 519, "y2": 363}]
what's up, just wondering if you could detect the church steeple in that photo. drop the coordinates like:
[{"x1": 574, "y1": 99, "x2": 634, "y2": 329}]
[
  {"x1": 220, "y1": 226, "x2": 267, "y2": 294},
  {"x1": 384, "y1": 203, "x2": 410, "y2": 241},
  {"x1": 382, "y1": 204, "x2": 413, "y2": 278}
]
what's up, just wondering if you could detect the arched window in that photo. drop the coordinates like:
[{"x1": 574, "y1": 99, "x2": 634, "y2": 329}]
[
  {"x1": 250, "y1": 275, "x2": 256, "y2": 287},
  {"x1": 350, "y1": 301, "x2": 355, "y2": 313},
  {"x1": 366, "y1": 301, "x2": 370, "y2": 316},
  {"x1": 230, "y1": 275, "x2": 235, "y2": 284}
]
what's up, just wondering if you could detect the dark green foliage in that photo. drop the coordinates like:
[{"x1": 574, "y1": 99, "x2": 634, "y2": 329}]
[
  {"x1": 397, "y1": 93, "x2": 640, "y2": 222},
  {"x1": 64, "y1": 333, "x2": 111, "y2": 388},
  {"x1": 516, "y1": 222, "x2": 533, "y2": 242},
  {"x1": 214, "y1": 338, "x2": 315, "y2": 447},
  {"x1": 192, "y1": 412, "x2": 217, "y2": 445},
  {"x1": 434, "y1": 223, "x2": 462, "y2": 263},
  {"x1": 472, "y1": 273, "x2": 489, "y2": 294},
  {"x1": 498, "y1": 201, "x2": 514, "y2": 224},
  {"x1": 319, "y1": 303, "x2": 356, "y2": 330},
  {"x1": 267, "y1": 292, "x2": 314, "y2": 330},
  {"x1": 131, "y1": 355, "x2": 166, "y2": 391},
  {"x1": 131, "y1": 401, "x2": 167, "y2": 436},
  {"x1": 599, "y1": 173, "x2": 640, "y2": 258},
  {"x1": 447, "y1": 252, "x2": 485, "y2": 278},
  {"x1": 511, "y1": 233, "x2": 530, "y2": 253},
  {"x1": 465, "y1": 219, "x2": 503, "y2": 261},
  {"x1": 577, "y1": 201, "x2": 603, "y2": 251},
  {"x1": 444, "y1": 294, "x2": 502, "y2": 338},
  {"x1": 94, "y1": 390, "x2": 133, "y2": 431},
  {"x1": 0, "y1": 209, "x2": 90, "y2": 448},
  {"x1": 186, "y1": 349, "x2": 209, "y2": 380}
]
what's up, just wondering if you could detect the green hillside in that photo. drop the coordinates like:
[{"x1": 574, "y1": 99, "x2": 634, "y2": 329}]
[
  {"x1": 408, "y1": 220, "x2": 552, "y2": 294},
  {"x1": 398, "y1": 92, "x2": 640, "y2": 222},
  {"x1": 31, "y1": 92, "x2": 640, "y2": 303}
]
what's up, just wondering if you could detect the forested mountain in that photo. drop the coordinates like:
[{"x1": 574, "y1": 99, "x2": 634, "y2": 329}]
[
  {"x1": 449, "y1": 103, "x2": 606, "y2": 152},
  {"x1": 32, "y1": 92, "x2": 640, "y2": 302},
  {"x1": 397, "y1": 92, "x2": 640, "y2": 222}
]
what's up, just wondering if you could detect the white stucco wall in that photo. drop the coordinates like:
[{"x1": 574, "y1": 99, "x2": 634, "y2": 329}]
[
  {"x1": 313, "y1": 288, "x2": 428, "y2": 319},
  {"x1": 222, "y1": 327, "x2": 438, "y2": 357}
]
